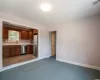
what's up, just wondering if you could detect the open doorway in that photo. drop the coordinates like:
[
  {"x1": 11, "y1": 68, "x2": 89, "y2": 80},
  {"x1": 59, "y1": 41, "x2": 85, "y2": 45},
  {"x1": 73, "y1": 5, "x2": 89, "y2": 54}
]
[
  {"x1": 50, "y1": 31, "x2": 56, "y2": 59},
  {"x1": 2, "y1": 21, "x2": 38, "y2": 67}
]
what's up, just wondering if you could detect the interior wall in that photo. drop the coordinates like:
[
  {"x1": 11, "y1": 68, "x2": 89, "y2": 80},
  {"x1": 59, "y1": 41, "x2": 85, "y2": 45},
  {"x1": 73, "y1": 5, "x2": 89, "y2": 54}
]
[
  {"x1": 0, "y1": 20, "x2": 2, "y2": 69},
  {"x1": 0, "y1": 12, "x2": 51, "y2": 69},
  {"x1": 56, "y1": 16, "x2": 100, "y2": 67}
]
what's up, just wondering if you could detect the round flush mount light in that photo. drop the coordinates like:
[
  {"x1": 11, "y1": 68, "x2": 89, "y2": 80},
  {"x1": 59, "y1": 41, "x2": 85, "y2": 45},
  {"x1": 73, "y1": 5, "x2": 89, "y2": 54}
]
[{"x1": 40, "y1": 3, "x2": 52, "y2": 11}]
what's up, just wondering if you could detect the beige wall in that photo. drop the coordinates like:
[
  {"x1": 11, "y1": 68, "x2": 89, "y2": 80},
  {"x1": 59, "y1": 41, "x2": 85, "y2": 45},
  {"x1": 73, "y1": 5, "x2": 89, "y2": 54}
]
[{"x1": 56, "y1": 17, "x2": 100, "y2": 67}]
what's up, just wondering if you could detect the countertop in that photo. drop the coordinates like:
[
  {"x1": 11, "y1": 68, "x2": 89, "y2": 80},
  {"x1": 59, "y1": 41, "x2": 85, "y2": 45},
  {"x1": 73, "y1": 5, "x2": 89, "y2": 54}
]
[{"x1": 3, "y1": 43, "x2": 33, "y2": 46}]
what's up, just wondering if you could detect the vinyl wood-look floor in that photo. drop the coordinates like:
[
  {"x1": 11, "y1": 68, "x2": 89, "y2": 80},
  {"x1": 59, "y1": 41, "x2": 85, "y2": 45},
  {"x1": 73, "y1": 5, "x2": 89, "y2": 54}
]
[{"x1": 3, "y1": 54, "x2": 36, "y2": 67}]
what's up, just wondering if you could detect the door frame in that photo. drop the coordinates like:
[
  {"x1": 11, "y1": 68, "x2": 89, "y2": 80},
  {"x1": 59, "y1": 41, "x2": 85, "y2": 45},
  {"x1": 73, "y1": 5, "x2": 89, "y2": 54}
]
[{"x1": 50, "y1": 31, "x2": 56, "y2": 57}]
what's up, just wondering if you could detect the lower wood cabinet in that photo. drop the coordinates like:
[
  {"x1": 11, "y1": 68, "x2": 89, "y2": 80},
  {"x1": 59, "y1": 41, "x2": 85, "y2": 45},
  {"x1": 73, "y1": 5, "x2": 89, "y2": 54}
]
[
  {"x1": 3, "y1": 45, "x2": 33, "y2": 58},
  {"x1": 3, "y1": 46, "x2": 11, "y2": 58},
  {"x1": 26, "y1": 45, "x2": 33, "y2": 54},
  {"x1": 3, "y1": 45, "x2": 21, "y2": 58},
  {"x1": 10, "y1": 45, "x2": 21, "y2": 56}
]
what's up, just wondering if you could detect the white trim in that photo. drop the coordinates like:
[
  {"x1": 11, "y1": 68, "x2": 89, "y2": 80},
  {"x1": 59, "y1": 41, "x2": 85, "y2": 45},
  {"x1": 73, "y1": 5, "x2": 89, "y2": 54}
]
[
  {"x1": 39, "y1": 55, "x2": 51, "y2": 59},
  {"x1": 0, "y1": 20, "x2": 3, "y2": 69},
  {"x1": 56, "y1": 59, "x2": 100, "y2": 71},
  {"x1": 0, "y1": 55, "x2": 51, "y2": 72}
]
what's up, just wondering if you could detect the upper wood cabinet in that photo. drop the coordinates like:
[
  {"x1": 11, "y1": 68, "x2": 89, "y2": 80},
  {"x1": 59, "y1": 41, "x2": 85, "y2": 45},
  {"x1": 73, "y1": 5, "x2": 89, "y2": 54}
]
[
  {"x1": 3, "y1": 25, "x2": 34, "y2": 41},
  {"x1": 3, "y1": 28, "x2": 8, "y2": 39},
  {"x1": 21, "y1": 30, "x2": 33, "y2": 40},
  {"x1": 28, "y1": 31, "x2": 33, "y2": 40},
  {"x1": 34, "y1": 29, "x2": 38, "y2": 35},
  {"x1": 21, "y1": 31, "x2": 29, "y2": 40}
]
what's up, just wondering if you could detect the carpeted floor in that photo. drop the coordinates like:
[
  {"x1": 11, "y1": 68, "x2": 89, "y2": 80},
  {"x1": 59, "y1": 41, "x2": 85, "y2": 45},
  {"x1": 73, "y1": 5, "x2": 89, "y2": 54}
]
[{"x1": 0, "y1": 58, "x2": 100, "y2": 80}]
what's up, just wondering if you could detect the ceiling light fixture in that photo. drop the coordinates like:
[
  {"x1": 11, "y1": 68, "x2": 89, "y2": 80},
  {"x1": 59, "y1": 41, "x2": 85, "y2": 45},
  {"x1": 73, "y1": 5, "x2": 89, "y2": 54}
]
[{"x1": 40, "y1": 3, "x2": 52, "y2": 11}]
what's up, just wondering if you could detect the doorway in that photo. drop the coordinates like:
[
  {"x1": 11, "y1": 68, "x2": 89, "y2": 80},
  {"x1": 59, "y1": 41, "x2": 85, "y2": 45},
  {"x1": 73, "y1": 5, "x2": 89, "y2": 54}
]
[
  {"x1": 50, "y1": 31, "x2": 56, "y2": 58},
  {"x1": 2, "y1": 21, "x2": 39, "y2": 67}
]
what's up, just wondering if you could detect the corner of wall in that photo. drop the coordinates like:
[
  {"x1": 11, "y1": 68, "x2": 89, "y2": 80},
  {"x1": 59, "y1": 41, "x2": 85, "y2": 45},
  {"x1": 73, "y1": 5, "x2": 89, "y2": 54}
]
[
  {"x1": 0, "y1": 20, "x2": 3, "y2": 69},
  {"x1": 56, "y1": 59, "x2": 100, "y2": 71}
]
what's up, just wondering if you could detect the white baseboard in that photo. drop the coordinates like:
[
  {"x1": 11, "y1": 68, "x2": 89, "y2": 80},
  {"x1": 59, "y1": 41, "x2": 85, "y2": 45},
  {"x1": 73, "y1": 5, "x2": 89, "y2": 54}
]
[
  {"x1": 39, "y1": 55, "x2": 52, "y2": 59},
  {"x1": 56, "y1": 59, "x2": 100, "y2": 71},
  {"x1": 0, "y1": 55, "x2": 51, "y2": 72}
]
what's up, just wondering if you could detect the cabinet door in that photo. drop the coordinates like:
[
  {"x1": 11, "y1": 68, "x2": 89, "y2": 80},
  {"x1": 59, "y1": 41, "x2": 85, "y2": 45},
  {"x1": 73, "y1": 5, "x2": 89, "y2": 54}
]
[
  {"x1": 11, "y1": 45, "x2": 21, "y2": 56},
  {"x1": 21, "y1": 31, "x2": 25, "y2": 40},
  {"x1": 3, "y1": 46, "x2": 11, "y2": 58},
  {"x1": 34, "y1": 29, "x2": 38, "y2": 35},
  {"x1": 26, "y1": 45, "x2": 30, "y2": 54},
  {"x1": 21, "y1": 31, "x2": 29, "y2": 40},
  {"x1": 15, "y1": 46, "x2": 21, "y2": 56},
  {"x1": 3, "y1": 28, "x2": 8, "y2": 39},
  {"x1": 26, "y1": 45, "x2": 33, "y2": 54},
  {"x1": 29, "y1": 31, "x2": 33, "y2": 40},
  {"x1": 30, "y1": 45, "x2": 33, "y2": 54}
]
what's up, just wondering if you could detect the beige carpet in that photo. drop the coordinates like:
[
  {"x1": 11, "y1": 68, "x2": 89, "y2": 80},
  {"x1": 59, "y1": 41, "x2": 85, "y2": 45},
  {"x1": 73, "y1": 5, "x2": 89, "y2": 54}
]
[{"x1": 3, "y1": 54, "x2": 36, "y2": 67}]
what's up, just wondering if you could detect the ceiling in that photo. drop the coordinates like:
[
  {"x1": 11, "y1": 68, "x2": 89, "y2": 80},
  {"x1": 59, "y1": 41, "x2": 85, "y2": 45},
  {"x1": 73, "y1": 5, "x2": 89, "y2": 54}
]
[{"x1": 0, "y1": 0, "x2": 100, "y2": 27}]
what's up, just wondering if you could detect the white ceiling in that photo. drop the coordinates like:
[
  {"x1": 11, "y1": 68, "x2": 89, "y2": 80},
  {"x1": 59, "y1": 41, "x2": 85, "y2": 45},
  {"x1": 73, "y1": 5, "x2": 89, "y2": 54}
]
[{"x1": 0, "y1": 0, "x2": 100, "y2": 27}]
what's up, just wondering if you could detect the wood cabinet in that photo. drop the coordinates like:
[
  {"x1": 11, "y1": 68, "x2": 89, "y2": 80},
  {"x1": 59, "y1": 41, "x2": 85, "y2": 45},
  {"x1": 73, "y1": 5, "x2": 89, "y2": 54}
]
[
  {"x1": 3, "y1": 28, "x2": 8, "y2": 39},
  {"x1": 3, "y1": 45, "x2": 21, "y2": 57},
  {"x1": 10, "y1": 45, "x2": 21, "y2": 56},
  {"x1": 3, "y1": 45, "x2": 33, "y2": 58},
  {"x1": 28, "y1": 31, "x2": 33, "y2": 40},
  {"x1": 26, "y1": 45, "x2": 33, "y2": 54},
  {"x1": 3, "y1": 46, "x2": 11, "y2": 58},
  {"x1": 21, "y1": 30, "x2": 33, "y2": 40},
  {"x1": 21, "y1": 31, "x2": 29, "y2": 40},
  {"x1": 3, "y1": 27, "x2": 34, "y2": 40},
  {"x1": 34, "y1": 29, "x2": 38, "y2": 35}
]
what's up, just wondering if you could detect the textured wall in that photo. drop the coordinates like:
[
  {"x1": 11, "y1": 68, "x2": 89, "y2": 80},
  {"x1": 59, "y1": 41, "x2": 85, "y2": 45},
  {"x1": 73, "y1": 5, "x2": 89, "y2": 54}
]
[{"x1": 56, "y1": 17, "x2": 100, "y2": 67}]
